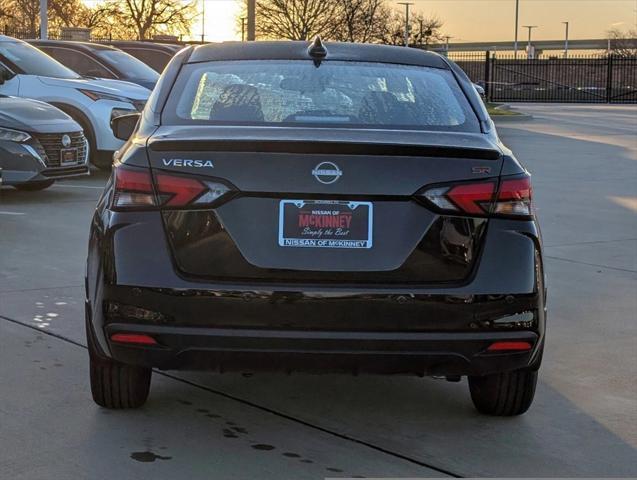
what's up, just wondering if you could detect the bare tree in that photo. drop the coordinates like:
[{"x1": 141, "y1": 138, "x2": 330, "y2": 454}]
[
  {"x1": 607, "y1": 28, "x2": 637, "y2": 57},
  {"x1": 77, "y1": 3, "x2": 128, "y2": 39},
  {"x1": 250, "y1": 0, "x2": 445, "y2": 45},
  {"x1": 411, "y1": 13, "x2": 444, "y2": 47},
  {"x1": 0, "y1": 0, "x2": 40, "y2": 33},
  {"x1": 0, "y1": 0, "x2": 97, "y2": 34},
  {"x1": 373, "y1": 10, "x2": 443, "y2": 47},
  {"x1": 332, "y1": 0, "x2": 387, "y2": 43},
  {"x1": 105, "y1": 0, "x2": 197, "y2": 40},
  {"x1": 255, "y1": 0, "x2": 341, "y2": 40}
]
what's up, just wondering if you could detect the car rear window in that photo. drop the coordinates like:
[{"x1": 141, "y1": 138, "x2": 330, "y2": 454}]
[{"x1": 163, "y1": 60, "x2": 479, "y2": 132}]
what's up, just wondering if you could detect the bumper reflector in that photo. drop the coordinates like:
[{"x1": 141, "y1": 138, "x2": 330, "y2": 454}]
[
  {"x1": 487, "y1": 341, "x2": 532, "y2": 352},
  {"x1": 110, "y1": 333, "x2": 157, "y2": 346}
]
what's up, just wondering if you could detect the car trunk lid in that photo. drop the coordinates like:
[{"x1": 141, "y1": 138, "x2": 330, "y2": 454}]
[{"x1": 147, "y1": 126, "x2": 502, "y2": 283}]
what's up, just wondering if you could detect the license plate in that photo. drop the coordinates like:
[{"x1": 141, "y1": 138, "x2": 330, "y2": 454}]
[
  {"x1": 278, "y1": 200, "x2": 373, "y2": 249},
  {"x1": 60, "y1": 148, "x2": 78, "y2": 166}
]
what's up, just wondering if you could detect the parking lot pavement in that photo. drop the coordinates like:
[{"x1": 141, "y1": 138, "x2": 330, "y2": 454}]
[{"x1": 1, "y1": 104, "x2": 636, "y2": 478}]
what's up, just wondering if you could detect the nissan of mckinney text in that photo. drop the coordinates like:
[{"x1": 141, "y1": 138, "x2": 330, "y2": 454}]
[{"x1": 86, "y1": 39, "x2": 546, "y2": 416}]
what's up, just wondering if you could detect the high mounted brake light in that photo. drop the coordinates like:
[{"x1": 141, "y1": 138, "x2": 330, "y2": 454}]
[{"x1": 420, "y1": 173, "x2": 533, "y2": 218}]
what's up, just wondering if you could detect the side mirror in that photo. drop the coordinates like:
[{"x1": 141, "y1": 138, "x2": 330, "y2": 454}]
[
  {"x1": 473, "y1": 83, "x2": 485, "y2": 97},
  {"x1": 111, "y1": 113, "x2": 140, "y2": 141}
]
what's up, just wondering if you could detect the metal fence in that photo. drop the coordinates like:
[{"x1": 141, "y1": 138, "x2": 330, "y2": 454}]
[
  {"x1": 448, "y1": 51, "x2": 637, "y2": 104},
  {"x1": 1, "y1": 25, "x2": 183, "y2": 43}
]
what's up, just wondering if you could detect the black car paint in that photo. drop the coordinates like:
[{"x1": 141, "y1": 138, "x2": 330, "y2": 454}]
[
  {"x1": 86, "y1": 41, "x2": 545, "y2": 376},
  {"x1": 28, "y1": 40, "x2": 159, "y2": 90},
  {"x1": 104, "y1": 41, "x2": 182, "y2": 73}
]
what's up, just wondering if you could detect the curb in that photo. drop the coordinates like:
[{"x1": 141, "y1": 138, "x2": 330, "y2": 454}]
[
  {"x1": 492, "y1": 113, "x2": 534, "y2": 122},
  {"x1": 490, "y1": 103, "x2": 533, "y2": 122}
]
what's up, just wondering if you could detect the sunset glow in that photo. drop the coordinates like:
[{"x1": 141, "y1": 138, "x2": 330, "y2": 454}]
[{"x1": 186, "y1": 0, "x2": 636, "y2": 43}]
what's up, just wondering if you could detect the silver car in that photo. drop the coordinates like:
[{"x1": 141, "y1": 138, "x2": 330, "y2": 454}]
[{"x1": 0, "y1": 96, "x2": 89, "y2": 190}]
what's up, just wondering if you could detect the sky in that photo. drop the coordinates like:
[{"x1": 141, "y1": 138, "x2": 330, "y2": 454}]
[
  {"x1": 85, "y1": 0, "x2": 637, "y2": 43},
  {"x1": 191, "y1": 0, "x2": 636, "y2": 43}
]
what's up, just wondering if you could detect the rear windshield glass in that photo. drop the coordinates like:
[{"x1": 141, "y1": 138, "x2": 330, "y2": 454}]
[{"x1": 164, "y1": 60, "x2": 479, "y2": 132}]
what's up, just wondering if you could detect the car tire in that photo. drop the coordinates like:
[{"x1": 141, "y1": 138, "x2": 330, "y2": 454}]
[
  {"x1": 86, "y1": 318, "x2": 151, "y2": 409},
  {"x1": 14, "y1": 180, "x2": 55, "y2": 191},
  {"x1": 468, "y1": 368, "x2": 538, "y2": 416}
]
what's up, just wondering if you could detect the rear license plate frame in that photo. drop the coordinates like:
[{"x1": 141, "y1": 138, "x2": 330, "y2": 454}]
[{"x1": 278, "y1": 199, "x2": 373, "y2": 249}]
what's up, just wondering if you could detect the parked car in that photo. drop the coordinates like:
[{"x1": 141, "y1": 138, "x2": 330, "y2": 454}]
[
  {"x1": 28, "y1": 40, "x2": 159, "y2": 90},
  {"x1": 0, "y1": 95, "x2": 89, "y2": 190},
  {"x1": 103, "y1": 41, "x2": 182, "y2": 73},
  {"x1": 0, "y1": 35, "x2": 150, "y2": 168},
  {"x1": 87, "y1": 39, "x2": 546, "y2": 416}
]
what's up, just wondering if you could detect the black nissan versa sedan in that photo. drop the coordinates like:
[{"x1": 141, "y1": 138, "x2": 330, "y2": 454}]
[{"x1": 86, "y1": 39, "x2": 546, "y2": 415}]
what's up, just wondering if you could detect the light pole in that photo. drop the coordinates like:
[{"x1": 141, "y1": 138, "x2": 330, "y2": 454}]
[
  {"x1": 39, "y1": 0, "x2": 47, "y2": 39},
  {"x1": 444, "y1": 35, "x2": 453, "y2": 54},
  {"x1": 562, "y1": 21, "x2": 569, "y2": 58},
  {"x1": 514, "y1": 0, "x2": 519, "y2": 59},
  {"x1": 522, "y1": 25, "x2": 538, "y2": 58},
  {"x1": 247, "y1": 0, "x2": 256, "y2": 41},
  {"x1": 398, "y1": 2, "x2": 414, "y2": 47},
  {"x1": 200, "y1": 0, "x2": 205, "y2": 43}
]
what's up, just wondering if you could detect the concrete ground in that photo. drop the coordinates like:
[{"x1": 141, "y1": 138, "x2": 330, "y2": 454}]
[{"x1": 0, "y1": 104, "x2": 635, "y2": 478}]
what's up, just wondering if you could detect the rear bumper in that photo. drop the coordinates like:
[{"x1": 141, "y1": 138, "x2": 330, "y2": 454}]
[
  {"x1": 86, "y1": 210, "x2": 546, "y2": 376},
  {"x1": 104, "y1": 323, "x2": 540, "y2": 376}
]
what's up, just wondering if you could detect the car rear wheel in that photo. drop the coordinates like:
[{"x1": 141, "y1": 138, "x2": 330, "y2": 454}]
[
  {"x1": 89, "y1": 355, "x2": 151, "y2": 409},
  {"x1": 14, "y1": 180, "x2": 55, "y2": 191},
  {"x1": 468, "y1": 368, "x2": 538, "y2": 416},
  {"x1": 86, "y1": 318, "x2": 151, "y2": 409}
]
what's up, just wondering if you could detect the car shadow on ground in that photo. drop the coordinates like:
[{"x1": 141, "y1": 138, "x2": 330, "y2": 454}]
[{"x1": 165, "y1": 369, "x2": 636, "y2": 477}]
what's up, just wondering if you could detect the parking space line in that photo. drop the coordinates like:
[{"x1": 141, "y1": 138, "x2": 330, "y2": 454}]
[
  {"x1": 545, "y1": 255, "x2": 637, "y2": 273},
  {"x1": 0, "y1": 284, "x2": 82, "y2": 294},
  {"x1": 0, "y1": 211, "x2": 25, "y2": 215},
  {"x1": 0, "y1": 313, "x2": 461, "y2": 478}
]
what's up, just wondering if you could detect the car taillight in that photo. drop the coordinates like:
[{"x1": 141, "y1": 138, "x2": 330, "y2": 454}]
[
  {"x1": 423, "y1": 181, "x2": 495, "y2": 215},
  {"x1": 155, "y1": 174, "x2": 231, "y2": 207},
  {"x1": 113, "y1": 166, "x2": 233, "y2": 210},
  {"x1": 447, "y1": 182, "x2": 496, "y2": 214},
  {"x1": 113, "y1": 166, "x2": 156, "y2": 209},
  {"x1": 420, "y1": 174, "x2": 533, "y2": 218},
  {"x1": 493, "y1": 176, "x2": 533, "y2": 216}
]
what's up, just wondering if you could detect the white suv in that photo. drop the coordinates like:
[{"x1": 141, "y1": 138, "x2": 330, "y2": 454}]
[{"x1": 0, "y1": 36, "x2": 150, "y2": 168}]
